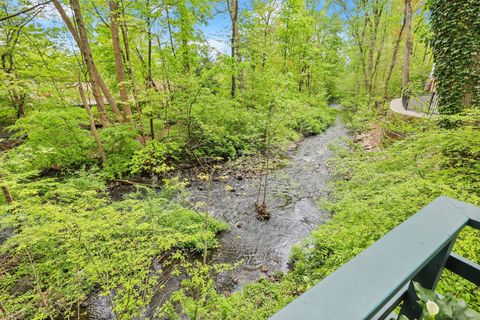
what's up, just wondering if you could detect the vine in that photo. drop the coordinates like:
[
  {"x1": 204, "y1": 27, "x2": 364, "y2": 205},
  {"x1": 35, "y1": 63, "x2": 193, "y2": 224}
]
[{"x1": 429, "y1": 0, "x2": 480, "y2": 114}]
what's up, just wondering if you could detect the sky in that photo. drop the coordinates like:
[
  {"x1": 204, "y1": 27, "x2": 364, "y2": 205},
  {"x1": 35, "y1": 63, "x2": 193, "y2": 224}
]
[
  {"x1": 197, "y1": 1, "x2": 252, "y2": 54},
  {"x1": 198, "y1": 11, "x2": 231, "y2": 54},
  {"x1": 8, "y1": 0, "x2": 347, "y2": 55},
  {"x1": 197, "y1": 0, "x2": 347, "y2": 54}
]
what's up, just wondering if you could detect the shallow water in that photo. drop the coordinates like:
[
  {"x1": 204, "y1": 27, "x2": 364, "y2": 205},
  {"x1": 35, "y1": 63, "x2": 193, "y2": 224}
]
[
  {"x1": 189, "y1": 116, "x2": 348, "y2": 291},
  {"x1": 87, "y1": 114, "x2": 348, "y2": 319}
]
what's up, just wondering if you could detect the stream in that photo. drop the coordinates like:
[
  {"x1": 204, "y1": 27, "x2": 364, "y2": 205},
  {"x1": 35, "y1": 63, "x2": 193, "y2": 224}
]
[{"x1": 87, "y1": 112, "x2": 348, "y2": 319}]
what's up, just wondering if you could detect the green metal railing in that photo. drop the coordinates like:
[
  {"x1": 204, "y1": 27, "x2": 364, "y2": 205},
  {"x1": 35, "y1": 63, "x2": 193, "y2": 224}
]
[{"x1": 270, "y1": 196, "x2": 480, "y2": 320}]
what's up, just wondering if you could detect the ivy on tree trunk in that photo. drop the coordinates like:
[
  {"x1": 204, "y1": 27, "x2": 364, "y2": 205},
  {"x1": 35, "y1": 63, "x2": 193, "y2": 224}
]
[{"x1": 430, "y1": 0, "x2": 480, "y2": 114}]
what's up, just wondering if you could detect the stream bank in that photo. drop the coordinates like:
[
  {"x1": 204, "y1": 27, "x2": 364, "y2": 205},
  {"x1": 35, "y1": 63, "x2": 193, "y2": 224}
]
[
  {"x1": 88, "y1": 112, "x2": 349, "y2": 319},
  {"x1": 188, "y1": 115, "x2": 348, "y2": 291}
]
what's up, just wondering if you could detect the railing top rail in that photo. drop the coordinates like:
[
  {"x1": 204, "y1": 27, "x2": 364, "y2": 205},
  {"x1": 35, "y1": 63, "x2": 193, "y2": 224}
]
[{"x1": 270, "y1": 196, "x2": 480, "y2": 320}]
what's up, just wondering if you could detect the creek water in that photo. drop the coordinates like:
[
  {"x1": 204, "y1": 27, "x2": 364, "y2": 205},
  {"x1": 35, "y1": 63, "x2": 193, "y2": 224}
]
[{"x1": 87, "y1": 113, "x2": 348, "y2": 319}]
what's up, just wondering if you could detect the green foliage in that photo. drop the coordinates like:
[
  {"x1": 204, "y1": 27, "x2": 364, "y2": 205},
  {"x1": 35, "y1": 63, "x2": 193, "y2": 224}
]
[
  {"x1": 187, "y1": 96, "x2": 264, "y2": 159},
  {"x1": 100, "y1": 124, "x2": 142, "y2": 178},
  {"x1": 164, "y1": 88, "x2": 335, "y2": 160},
  {"x1": 409, "y1": 282, "x2": 480, "y2": 320},
  {"x1": 0, "y1": 172, "x2": 228, "y2": 319},
  {"x1": 6, "y1": 108, "x2": 94, "y2": 171},
  {"x1": 337, "y1": 0, "x2": 433, "y2": 106},
  {"x1": 174, "y1": 116, "x2": 480, "y2": 319},
  {"x1": 157, "y1": 259, "x2": 233, "y2": 319},
  {"x1": 161, "y1": 272, "x2": 301, "y2": 320},
  {"x1": 130, "y1": 140, "x2": 181, "y2": 175},
  {"x1": 290, "y1": 97, "x2": 336, "y2": 135},
  {"x1": 4, "y1": 0, "x2": 469, "y2": 319},
  {"x1": 429, "y1": 0, "x2": 480, "y2": 114},
  {"x1": 289, "y1": 119, "x2": 480, "y2": 308},
  {"x1": 0, "y1": 105, "x2": 17, "y2": 126}
]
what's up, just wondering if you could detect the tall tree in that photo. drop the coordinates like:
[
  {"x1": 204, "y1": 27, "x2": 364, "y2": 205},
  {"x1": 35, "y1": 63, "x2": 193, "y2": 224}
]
[
  {"x1": 402, "y1": 0, "x2": 412, "y2": 90},
  {"x1": 78, "y1": 79, "x2": 107, "y2": 164},
  {"x1": 52, "y1": 0, "x2": 122, "y2": 123},
  {"x1": 228, "y1": 0, "x2": 239, "y2": 98},
  {"x1": 383, "y1": 12, "x2": 406, "y2": 102},
  {"x1": 109, "y1": 0, "x2": 132, "y2": 122},
  {"x1": 0, "y1": 4, "x2": 38, "y2": 118},
  {"x1": 70, "y1": 0, "x2": 112, "y2": 124}
]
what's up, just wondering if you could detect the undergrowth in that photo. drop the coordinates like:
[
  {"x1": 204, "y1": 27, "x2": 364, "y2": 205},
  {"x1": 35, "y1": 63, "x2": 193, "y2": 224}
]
[
  {"x1": 0, "y1": 171, "x2": 227, "y2": 319},
  {"x1": 168, "y1": 111, "x2": 480, "y2": 319}
]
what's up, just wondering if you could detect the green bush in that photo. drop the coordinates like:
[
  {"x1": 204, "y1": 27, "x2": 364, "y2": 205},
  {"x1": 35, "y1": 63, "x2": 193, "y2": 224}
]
[
  {"x1": 172, "y1": 116, "x2": 480, "y2": 319},
  {"x1": 130, "y1": 140, "x2": 182, "y2": 176},
  {"x1": 189, "y1": 105, "x2": 264, "y2": 159},
  {"x1": 186, "y1": 93, "x2": 335, "y2": 160},
  {"x1": 6, "y1": 108, "x2": 94, "y2": 171},
  {"x1": 289, "y1": 98, "x2": 336, "y2": 135},
  {"x1": 100, "y1": 124, "x2": 142, "y2": 178},
  {"x1": 0, "y1": 172, "x2": 228, "y2": 319}
]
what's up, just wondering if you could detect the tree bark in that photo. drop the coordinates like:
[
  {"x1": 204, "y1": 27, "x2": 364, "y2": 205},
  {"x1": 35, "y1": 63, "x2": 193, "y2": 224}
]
[
  {"x1": 70, "y1": 0, "x2": 112, "y2": 125},
  {"x1": 383, "y1": 14, "x2": 406, "y2": 101},
  {"x1": 109, "y1": 0, "x2": 132, "y2": 122},
  {"x1": 403, "y1": 0, "x2": 412, "y2": 89},
  {"x1": 119, "y1": 7, "x2": 144, "y2": 137},
  {"x1": 0, "y1": 175, "x2": 14, "y2": 204},
  {"x1": 145, "y1": 0, "x2": 153, "y2": 87},
  {"x1": 368, "y1": 7, "x2": 384, "y2": 66},
  {"x1": 78, "y1": 81, "x2": 107, "y2": 164},
  {"x1": 367, "y1": 4, "x2": 385, "y2": 95},
  {"x1": 228, "y1": 0, "x2": 239, "y2": 98},
  {"x1": 165, "y1": 5, "x2": 176, "y2": 58},
  {"x1": 52, "y1": 0, "x2": 121, "y2": 122}
]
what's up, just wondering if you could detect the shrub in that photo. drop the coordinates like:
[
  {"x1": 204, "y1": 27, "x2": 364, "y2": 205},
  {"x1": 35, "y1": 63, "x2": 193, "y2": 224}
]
[
  {"x1": 100, "y1": 124, "x2": 141, "y2": 178},
  {"x1": 176, "y1": 116, "x2": 480, "y2": 319},
  {"x1": 130, "y1": 140, "x2": 182, "y2": 176},
  {"x1": 6, "y1": 108, "x2": 94, "y2": 171},
  {"x1": 0, "y1": 172, "x2": 228, "y2": 319}
]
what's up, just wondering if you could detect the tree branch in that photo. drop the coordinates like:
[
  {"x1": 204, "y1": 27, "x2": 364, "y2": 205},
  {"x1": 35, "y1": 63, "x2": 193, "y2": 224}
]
[{"x1": 0, "y1": 0, "x2": 51, "y2": 22}]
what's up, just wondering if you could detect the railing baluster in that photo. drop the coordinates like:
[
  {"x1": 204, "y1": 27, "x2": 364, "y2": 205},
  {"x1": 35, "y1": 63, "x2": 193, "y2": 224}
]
[{"x1": 399, "y1": 237, "x2": 457, "y2": 318}]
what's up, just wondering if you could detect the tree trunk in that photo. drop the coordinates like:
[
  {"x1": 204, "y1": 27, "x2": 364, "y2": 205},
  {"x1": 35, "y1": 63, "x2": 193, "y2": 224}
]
[
  {"x1": 403, "y1": 0, "x2": 412, "y2": 89},
  {"x1": 366, "y1": 4, "x2": 384, "y2": 97},
  {"x1": 0, "y1": 175, "x2": 14, "y2": 204},
  {"x1": 1, "y1": 186, "x2": 14, "y2": 204},
  {"x1": 149, "y1": 118, "x2": 155, "y2": 140},
  {"x1": 109, "y1": 0, "x2": 132, "y2": 122},
  {"x1": 261, "y1": 12, "x2": 272, "y2": 69},
  {"x1": 177, "y1": 1, "x2": 191, "y2": 71},
  {"x1": 165, "y1": 6, "x2": 176, "y2": 58},
  {"x1": 229, "y1": 0, "x2": 238, "y2": 98},
  {"x1": 78, "y1": 80, "x2": 107, "y2": 164},
  {"x1": 146, "y1": 0, "x2": 153, "y2": 87},
  {"x1": 383, "y1": 15, "x2": 406, "y2": 101},
  {"x1": 2, "y1": 50, "x2": 26, "y2": 118},
  {"x1": 53, "y1": 0, "x2": 121, "y2": 123},
  {"x1": 71, "y1": 0, "x2": 112, "y2": 125},
  {"x1": 119, "y1": 9, "x2": 144, "y2": 138}
]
